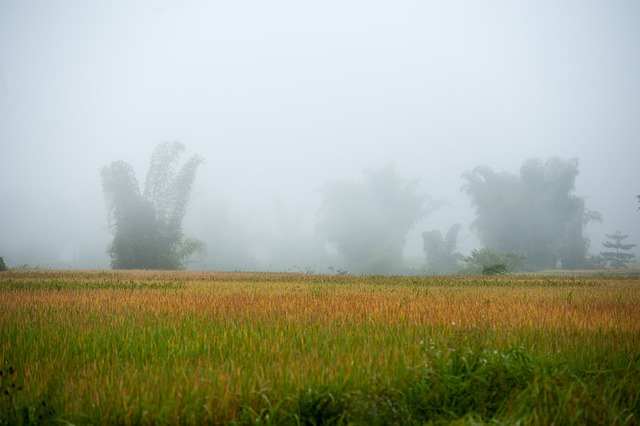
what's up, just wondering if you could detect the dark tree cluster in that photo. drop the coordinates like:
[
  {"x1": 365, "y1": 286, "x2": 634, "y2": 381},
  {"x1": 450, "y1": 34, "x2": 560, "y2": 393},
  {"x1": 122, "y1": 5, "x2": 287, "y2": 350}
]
[
  {"x1": 100, "y1": 148, "x2": 631, "y2": 273},
  {"x1": 461, "y1": 158, "x2": 601, "y2": 270},
  {"x1": 318, "y1": 164, "x2": 441, "y2": 274},
  {"x1": 101, "y1": 142, "x2": 204, "y2": 270}
]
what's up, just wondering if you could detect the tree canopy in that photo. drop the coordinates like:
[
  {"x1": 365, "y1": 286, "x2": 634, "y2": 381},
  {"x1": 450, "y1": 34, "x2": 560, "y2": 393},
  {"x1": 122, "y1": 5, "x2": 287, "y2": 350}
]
[
  {"x1": 600, "y1": 231, "x2": 637, "y2": 268},
  {"x1": 101, "y1": 142, "x2": 204, "y2": 269},
  {"x1": 462, "y1": 158, "x2": 600, "y2": 270},
  {"x1": 422, "y1": 224, "x2": 463, "y2": 274},
  {"x1": 318, "y1": 164, "x2": 438, "y2": 274}
]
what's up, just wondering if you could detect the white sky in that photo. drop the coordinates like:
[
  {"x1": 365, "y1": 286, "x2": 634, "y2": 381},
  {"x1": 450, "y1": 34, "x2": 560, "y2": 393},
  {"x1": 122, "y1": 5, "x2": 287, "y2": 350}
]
[{"x1": 1, "y1": 0, "x2": 639, "y2": 267}]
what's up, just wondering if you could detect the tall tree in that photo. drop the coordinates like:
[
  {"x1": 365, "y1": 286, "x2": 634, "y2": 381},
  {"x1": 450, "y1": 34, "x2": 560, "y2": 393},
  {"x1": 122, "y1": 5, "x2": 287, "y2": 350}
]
[
  {"x1": 101, "y1": 142, "x2": 204, "y2": 269},
  {"x1": 600, "y1": 231, "x2": 637, "y2": 268},
  {"x1": 422, "y1": 224, "x2": 463, "y2": 274},
  {"x1": 318, "y1": 164, "x2": 438, "y2": 274},
  {"x1": 462, "y1": 158, "x2": 600, "y2": 270}
]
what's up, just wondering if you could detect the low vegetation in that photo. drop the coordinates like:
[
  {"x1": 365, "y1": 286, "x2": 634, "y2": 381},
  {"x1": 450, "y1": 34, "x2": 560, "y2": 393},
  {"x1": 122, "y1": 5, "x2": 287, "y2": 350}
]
[{"x1": 1, "y1": 270, "x2": 639, "y2": 424}]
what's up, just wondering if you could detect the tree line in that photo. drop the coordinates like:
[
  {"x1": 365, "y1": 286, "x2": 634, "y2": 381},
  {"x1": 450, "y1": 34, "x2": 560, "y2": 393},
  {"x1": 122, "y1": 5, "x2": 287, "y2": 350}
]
[{"x1": 101, "y1": 142, "x2": 637, "y2": 273}]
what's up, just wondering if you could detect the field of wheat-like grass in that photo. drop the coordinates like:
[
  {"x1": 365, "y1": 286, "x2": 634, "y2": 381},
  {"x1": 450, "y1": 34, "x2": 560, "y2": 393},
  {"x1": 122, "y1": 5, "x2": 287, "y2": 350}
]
[{"x1": 1, "y1": 270, "x2": 639, "y2": 425}]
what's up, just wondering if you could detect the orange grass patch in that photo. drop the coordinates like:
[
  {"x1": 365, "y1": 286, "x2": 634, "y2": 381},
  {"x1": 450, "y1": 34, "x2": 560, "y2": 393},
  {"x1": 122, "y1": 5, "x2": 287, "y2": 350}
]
[
  {"x1": 2, "y1": 271, "x2": 638, "y2": 332},
  {"x1": 1, "y1": 270, "x2": 638, "y2": 423}
]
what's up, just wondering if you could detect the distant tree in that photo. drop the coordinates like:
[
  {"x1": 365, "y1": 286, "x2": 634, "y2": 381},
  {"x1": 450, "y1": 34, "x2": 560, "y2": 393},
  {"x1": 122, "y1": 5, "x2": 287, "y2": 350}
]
[
  {"x1": 462, "y1": 248, "x2": 525, "y2": 275},
  {"x1": 586, "y1": 254, "x2": 607, "y2": 269},
  {"x1": 318, "y1": 164, "x2": 440, "y2": 274},
  {"x1": 187, "y1": 195, "x2": 259, "y2": 271},
  {"x1": 0, "y1": 256, "x2": 7, "y2": 271},
  {"x1": 101, "y1": 142, "x2": 204, "y2": 269},
  {"x1": 600, "y1": 231, "x2": 637, "y2": 268},
  {"x1": 462, "y1": 158, "x2": 601, "y2": 270},
  {"x1": 266, "y1": 200, "x2": 330, "y2": 273},
  {"x1": 422, "y1": 224, "x2": 463, "y2": 274}
]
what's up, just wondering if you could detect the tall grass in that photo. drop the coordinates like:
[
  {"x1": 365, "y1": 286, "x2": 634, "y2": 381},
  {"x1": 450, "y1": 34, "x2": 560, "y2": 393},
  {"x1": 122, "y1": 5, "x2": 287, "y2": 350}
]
[{"x1": 1, "y1": 270, "x2": 639, "y2": 424}]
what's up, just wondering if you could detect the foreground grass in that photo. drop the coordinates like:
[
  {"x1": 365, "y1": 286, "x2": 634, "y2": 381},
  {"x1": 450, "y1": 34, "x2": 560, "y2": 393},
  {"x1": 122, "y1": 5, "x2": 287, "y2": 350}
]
[{"x1": 1, "y1": 270, "x2": 639, "y2": 425}]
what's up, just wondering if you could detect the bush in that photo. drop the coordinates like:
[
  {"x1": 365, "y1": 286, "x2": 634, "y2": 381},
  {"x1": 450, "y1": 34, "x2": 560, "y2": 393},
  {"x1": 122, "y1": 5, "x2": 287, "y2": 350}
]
[
  {"x1": 481, "y1": 263, "x2": 508, "y2": 275},
  {"x1": 0, "y1": 257, "x2": 7, "y2": 271},
  {"x1": 462, "y1": 249, "x2": 525, "y2": 274}
]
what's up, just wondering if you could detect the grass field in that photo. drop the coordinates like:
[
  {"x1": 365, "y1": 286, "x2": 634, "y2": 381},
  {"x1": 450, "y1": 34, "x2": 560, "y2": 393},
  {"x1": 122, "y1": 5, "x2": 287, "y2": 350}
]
[{"x1": 1, "y1": 270, "x2": 639, "y2": 425}]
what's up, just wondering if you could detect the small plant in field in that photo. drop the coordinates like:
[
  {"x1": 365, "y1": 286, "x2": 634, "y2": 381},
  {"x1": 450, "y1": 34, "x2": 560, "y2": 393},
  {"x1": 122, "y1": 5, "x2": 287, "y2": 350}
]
[
  {"x1": 481, "y1": 263, "x2": 507, "y2": 275},
  {"x1": 0, "y1": 365, "x2": 57, "y2": 426},
  {"x1": 235, "y1": 387, "x2": 288, "y2": 426},
  {"x1": 327, "y1": 267, "x2": 348, "y2": 275},
  {"x1": 293, "y1": 386, "x2": 348, "y2": 425},
  {"x1": 34, "y1": 400, "x2": 56, "y2": 425},
  {"x1": 0, "y1": 365, "x2": 21, "y2": 424},
  {"x1": 13, "y1": 264, "x2": 38, "y2": 270}
]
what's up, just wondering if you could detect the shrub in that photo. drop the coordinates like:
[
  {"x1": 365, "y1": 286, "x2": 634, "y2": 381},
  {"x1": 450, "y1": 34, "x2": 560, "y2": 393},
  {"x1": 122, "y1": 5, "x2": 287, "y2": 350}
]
[{"x1": 462, "y1": 249, "x2": 525, "y2": 274}]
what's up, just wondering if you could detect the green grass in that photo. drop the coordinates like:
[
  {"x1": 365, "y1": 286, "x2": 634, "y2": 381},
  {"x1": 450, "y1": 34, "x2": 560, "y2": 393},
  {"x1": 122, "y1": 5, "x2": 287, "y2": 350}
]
[{"x1": 1, "y1": 270, "x2": 639, "y2": 425}]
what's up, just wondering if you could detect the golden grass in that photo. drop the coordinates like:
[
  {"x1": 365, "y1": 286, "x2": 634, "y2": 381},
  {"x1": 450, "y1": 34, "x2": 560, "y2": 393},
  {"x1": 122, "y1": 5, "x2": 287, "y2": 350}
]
[
  {"x1": 1, "y1": 270, "x2": 639, "y2": 423},
  {"x1": 3, "y1": 270, "x2": 637, "y2": 330}
]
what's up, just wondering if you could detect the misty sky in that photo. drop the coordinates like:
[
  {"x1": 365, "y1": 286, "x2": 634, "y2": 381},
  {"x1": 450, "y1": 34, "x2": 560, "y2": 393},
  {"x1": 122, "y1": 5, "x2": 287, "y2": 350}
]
[{"x1": 1, "y1": 1, "x2": 639, "y2": 269}]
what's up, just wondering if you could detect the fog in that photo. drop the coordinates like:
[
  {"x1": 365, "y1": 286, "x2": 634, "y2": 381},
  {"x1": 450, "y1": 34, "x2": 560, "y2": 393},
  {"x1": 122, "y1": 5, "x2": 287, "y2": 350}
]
[{"x1": 1, "y1": 1, "x2": 639, "y2": 271}]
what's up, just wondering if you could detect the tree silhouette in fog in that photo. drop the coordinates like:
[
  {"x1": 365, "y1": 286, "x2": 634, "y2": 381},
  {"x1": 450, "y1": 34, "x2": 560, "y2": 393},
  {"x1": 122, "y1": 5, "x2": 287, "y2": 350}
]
[
  {"x1": 462, "y1": 158, "x2": 601, "y2": 270},
  {"x1": 600, "y1": 231, "x2": 636, "y2": 268},
  {"x1": 422, "y1": 224, "x2": 463, "y2": 274},
  {"x1": 101, "y1": 142, "x2": 203, "y2": 269},
  {"x1": 318, "y1": 164, "x2": 439, "y2": 274}
]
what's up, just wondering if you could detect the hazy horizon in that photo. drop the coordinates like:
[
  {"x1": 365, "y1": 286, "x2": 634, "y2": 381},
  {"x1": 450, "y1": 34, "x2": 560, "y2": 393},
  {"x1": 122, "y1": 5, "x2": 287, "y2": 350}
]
[{"x1": 1, "y1": 1, "x2": 639, "y2": 271}]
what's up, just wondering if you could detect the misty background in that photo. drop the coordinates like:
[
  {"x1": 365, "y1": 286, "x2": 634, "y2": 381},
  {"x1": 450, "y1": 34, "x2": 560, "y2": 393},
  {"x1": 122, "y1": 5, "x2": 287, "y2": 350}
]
[{"x1": 1, "y1": 1, "x2": 639, "y2": 271}]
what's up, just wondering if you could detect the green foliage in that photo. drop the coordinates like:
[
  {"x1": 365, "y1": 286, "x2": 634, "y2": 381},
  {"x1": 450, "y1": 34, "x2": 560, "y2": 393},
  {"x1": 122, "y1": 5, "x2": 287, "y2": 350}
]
[
  {"x1": 399, "y1": 345, "x2": 534, "y2": 422},
  {"x1": 600, "y1": 230, "x2": 637, "y2": 268},
  {"x1": 0, "y1": 365, "x2": 20, "y2": 424},
  {"x1": 587, "y1": 254, "x2": 607, "y2": 269},
  {"x1": 462, "y1": 158, "x2": 600, "y2": 270},
  {"x1": 462, "y1": 248, "x2": 525, "y2": 275},
  {"x1": 101, "y1": 142, "x2": 204, "y2": 270},
  {"x1": 236, "y1": 344, "x2": 638, "y2": 425},
  {"x1": 481, "y1": 263, "x2": 508, "y2": 275},
  {"x1": 292, "y1": 386, "x2": 348, "y2": 425},
  {"x1": 318, "y1": 164, "x2": 440, "y2": 274},
  {"x1": 0, "y1": 257, "x2": 7, "y2": 272},
  {"x1": 0, "y1": 365, "x2": 58, "y2": 426},
  {"x1": 220, "y1": 346, "x2": 537, "y2": 425},
  {"x1": 2, "y1": 271, "x2": 640, "y2": 424},
  {"x1": 422, "y1": 224, "x2": 463, "y2": 274}
]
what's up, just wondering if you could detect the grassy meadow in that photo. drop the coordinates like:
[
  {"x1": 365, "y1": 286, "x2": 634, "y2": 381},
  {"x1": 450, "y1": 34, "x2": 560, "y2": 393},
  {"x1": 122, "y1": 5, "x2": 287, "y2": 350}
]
[{"x1": 1, "y1": 270, "x2": 639, "y2": 425}]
